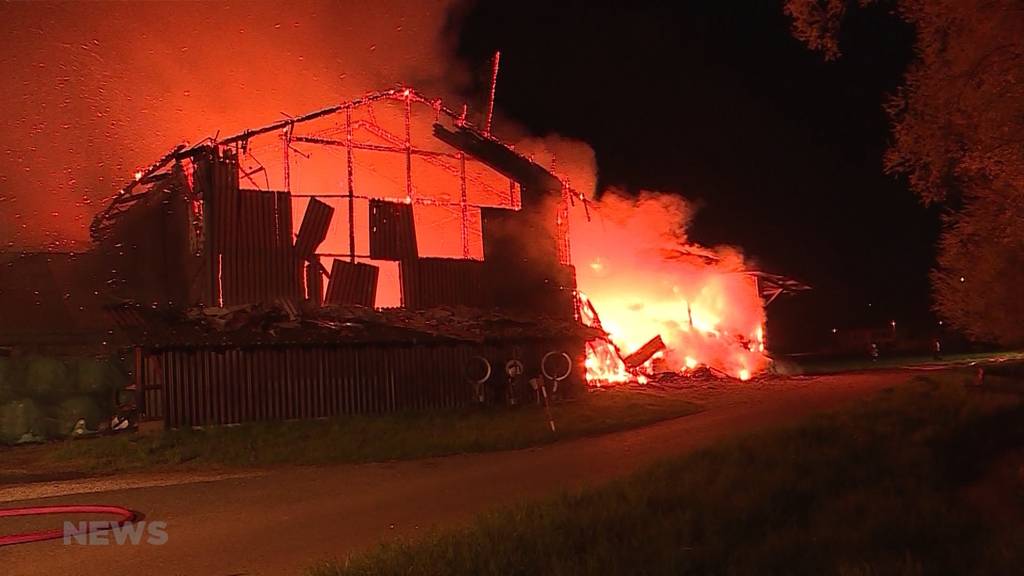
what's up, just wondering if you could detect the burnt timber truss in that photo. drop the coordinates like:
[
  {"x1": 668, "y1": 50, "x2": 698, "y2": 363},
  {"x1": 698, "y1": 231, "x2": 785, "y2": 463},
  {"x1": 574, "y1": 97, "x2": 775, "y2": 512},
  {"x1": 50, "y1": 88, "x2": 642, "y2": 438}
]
[{"x1": 89, "y1": 86, "x2": 807, "y2": 314}]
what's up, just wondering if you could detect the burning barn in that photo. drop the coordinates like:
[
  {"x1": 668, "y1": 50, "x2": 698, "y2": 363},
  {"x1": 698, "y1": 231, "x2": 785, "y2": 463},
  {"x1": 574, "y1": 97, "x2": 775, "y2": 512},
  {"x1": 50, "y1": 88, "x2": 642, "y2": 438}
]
[
  {"x1": 2, "y1": 85, "x2": 806, "y2": 435},
  {"x1": 88, "y1": 88, "x2": 591, "y2": 428}
]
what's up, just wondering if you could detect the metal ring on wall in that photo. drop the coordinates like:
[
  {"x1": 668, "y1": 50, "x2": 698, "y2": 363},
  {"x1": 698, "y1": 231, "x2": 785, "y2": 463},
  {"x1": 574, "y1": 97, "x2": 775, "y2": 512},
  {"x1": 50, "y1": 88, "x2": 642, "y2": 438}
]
[
  {"x1": 466, "y1": 355, "x2": 492, "y2": 384},
  {"x1": 541, "y1": 351, "x2": 572, "y2": 382}
]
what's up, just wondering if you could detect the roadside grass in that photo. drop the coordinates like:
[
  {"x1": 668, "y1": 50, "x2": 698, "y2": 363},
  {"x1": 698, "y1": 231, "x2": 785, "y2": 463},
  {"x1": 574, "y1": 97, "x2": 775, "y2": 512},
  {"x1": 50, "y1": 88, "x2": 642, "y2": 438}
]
[
  {"x1": 784, "y1": 350, "x2": 1024, "y2": 375},
  {"x1": 18, "y1": 388, "x2": 699, "y2": 475},
  {"x1": 310, "y1": 373, "x2": 1024, "y2": 576}
]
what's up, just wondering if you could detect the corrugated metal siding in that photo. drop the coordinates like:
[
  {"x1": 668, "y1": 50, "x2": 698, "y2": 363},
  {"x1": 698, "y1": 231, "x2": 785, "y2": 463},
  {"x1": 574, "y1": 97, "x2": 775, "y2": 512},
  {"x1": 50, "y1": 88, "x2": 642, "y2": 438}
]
[
  {"x1": 222, "y1": 245, "x2": 301, "y2": 305},
  {"x1": 86, "y1": 167, "x2": 201, "y2": 309},
  {"x1": 368, "y1": 199, "x2": 418, "y2": 260},
  {"x1": 399, "y1": 257, "x2": 576, "y2": 318},
  {"x1": 198, "y1": 149, "x2": 301, "y2": 306},
  {"x1": 139, "y1": 339, "x2": 586, "y2": 428},
  {"x1": 201, "y1": 149, "x2": 239, "y2": 304},
  {"x1": 324, "y1": 259, "x2": 379, "y2": 307},
  {"x1": 218, "y1": 188, "x2": 300, "y2": 305},
  {"x1": 294, "y1": 198, "x2": 334, "y2": 260},
  {"x1": 139, "y1": 350, "x2": 164, "y2": 420},
  {"x1": 400, "y1": 258, "x2": 490, "y2": 309}
]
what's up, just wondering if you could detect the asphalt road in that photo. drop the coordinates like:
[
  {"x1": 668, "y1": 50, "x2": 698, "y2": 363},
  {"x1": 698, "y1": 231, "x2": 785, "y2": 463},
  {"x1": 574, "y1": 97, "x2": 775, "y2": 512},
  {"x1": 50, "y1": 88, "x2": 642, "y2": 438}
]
[{"x1": 1, "y1": 371, "x2": 914, "y2": 576}]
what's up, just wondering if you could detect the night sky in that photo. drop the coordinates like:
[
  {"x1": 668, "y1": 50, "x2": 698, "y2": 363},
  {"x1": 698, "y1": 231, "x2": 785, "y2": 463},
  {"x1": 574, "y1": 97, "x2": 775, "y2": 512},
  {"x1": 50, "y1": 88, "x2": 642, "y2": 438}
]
[{"x1": 450, "y1": 0, "x2": 939, "y2": 351}]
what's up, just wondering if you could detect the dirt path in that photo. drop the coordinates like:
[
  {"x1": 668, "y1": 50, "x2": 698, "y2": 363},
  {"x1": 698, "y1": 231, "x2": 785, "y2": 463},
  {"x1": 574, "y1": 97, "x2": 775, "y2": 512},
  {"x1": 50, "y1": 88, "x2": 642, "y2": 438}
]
[{"x1": 0, "y1": 371, "x2": 915, "y2": 576}]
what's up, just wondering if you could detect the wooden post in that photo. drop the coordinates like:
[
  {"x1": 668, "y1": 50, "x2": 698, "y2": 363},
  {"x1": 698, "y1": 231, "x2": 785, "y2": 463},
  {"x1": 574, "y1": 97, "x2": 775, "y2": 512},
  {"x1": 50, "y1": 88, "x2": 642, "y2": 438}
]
[
  {"x1": 346, "y1": 109, "x2": 356, "y2": 263},
  {"x1": 404, "y1": 92, "x2": 413, "y2": 202},
  {"x1": 460, "y1": 151, "x2": 469, "y2": 258},
  {"x1": 485, "y1": 51, "x2": 501, "y2": 136},
  {"x1": 133, "y1": 346, "x2": 145, "y2": 417}
]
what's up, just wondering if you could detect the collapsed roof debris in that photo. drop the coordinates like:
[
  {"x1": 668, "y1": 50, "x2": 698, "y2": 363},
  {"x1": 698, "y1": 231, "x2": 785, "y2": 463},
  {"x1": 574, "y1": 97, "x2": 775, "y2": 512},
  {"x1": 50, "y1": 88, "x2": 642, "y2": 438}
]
[{"x1": 110, "y1": 301, "x2": 604, "y2": 349}]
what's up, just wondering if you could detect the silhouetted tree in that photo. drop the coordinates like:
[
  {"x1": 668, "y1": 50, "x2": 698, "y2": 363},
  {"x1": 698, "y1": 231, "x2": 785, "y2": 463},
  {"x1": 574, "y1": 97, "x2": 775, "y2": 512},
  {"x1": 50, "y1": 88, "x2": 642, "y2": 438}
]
[{"x1": 785, "y1": 0, "x2": 1024, "y2": 345}]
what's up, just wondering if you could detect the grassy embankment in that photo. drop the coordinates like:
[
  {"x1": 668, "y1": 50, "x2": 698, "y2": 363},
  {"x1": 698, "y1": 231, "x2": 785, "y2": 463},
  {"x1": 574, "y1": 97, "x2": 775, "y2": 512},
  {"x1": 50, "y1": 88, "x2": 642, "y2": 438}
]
[
  {"x1": 782, "y1": 350, "x2": 1024, "y2": 375},
  {"x1": 2, "y1": 388, "x2": 699, "y2": 479},
  {"x1": 311, "y1": 371, "x2": 1024, "y2": 576}
]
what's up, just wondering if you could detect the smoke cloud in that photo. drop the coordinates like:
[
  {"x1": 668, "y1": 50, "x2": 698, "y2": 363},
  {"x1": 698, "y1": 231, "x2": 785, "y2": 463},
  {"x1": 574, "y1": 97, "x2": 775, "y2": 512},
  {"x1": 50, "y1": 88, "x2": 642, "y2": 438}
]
[
  {"x1": 1, "y1": 0, "x2": 456, "y2": 249},
  {"x1": 510, "y1": 134, "x2": 767, "y2": 378}
]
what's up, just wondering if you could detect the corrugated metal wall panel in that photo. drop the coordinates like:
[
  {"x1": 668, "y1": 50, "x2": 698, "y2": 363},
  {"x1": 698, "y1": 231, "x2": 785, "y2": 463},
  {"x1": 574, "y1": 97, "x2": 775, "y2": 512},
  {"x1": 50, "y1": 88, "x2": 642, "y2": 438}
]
[
  {"x1": 400, "y1": 257, "x2": 491, "y2": 309},
  {"x1": 368, "y1": 199, "x2": 418, "y2": 260},
  {"x1": 324, "y1": 259, "x2": 379, "y2": 307},
  {"x1": 196, "y1": 150, "x2": 301, "y2": 307},
  {"x1": 294, "y1": 198, "x2": 334, "y2": 260},
  {"x1": 217, "y1": 189, "x2": 301, "y2": 305},
  {"x1": 139, "y1": 339, "x2": 585, "y2": 428}
]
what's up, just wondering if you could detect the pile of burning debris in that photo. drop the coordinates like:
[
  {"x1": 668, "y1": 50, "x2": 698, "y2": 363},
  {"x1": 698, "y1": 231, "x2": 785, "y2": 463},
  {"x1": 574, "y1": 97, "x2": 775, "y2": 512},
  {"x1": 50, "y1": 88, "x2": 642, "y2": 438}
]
[{"x1": 577, "y1": 290, "x2": 769, "y2": 386}]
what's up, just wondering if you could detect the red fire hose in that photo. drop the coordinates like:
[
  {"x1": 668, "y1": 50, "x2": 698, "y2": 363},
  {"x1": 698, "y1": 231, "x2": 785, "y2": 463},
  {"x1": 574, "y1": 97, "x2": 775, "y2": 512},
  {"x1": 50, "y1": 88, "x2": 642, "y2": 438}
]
[{"x1": 0, "y1": 504, "x2": 139, "y2": 547}]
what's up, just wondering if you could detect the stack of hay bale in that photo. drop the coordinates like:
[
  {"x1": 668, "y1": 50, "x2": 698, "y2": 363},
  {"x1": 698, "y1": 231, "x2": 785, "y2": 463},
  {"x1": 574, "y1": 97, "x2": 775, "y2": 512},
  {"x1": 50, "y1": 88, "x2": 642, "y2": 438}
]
[{"x1": 0, "y1": 355, "x2": 128, "y2": 444}]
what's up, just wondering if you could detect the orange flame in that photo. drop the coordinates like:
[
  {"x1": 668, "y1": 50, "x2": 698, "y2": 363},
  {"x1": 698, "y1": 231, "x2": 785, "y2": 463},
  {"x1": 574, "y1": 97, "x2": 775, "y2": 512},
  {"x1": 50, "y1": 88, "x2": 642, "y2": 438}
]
[{"x1": 571, "y1": 191, "x2": 768, "y2": 384}]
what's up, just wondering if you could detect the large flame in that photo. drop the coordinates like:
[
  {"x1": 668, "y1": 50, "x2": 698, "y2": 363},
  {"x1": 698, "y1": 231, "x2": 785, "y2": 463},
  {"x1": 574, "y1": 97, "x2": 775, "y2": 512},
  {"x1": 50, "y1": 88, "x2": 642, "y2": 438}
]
[{"x1": 569, "y1": 191, "x2": 768, "y2": 384}]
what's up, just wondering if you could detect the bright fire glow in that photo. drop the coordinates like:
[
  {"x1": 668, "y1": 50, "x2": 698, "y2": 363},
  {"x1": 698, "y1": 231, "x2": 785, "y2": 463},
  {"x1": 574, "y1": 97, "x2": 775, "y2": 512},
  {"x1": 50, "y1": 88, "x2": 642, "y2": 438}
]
[{"x1": 571, "y1": 191, "x2": 768, "y2": 384}]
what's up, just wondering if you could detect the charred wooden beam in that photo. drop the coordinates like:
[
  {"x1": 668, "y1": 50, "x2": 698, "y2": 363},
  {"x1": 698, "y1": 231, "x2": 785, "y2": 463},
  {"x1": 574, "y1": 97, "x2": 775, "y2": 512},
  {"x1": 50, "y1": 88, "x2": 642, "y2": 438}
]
[
  {"x1": 432, "y1": 125, "x2": 563, "y2": 195},
  {"x1": 290, "y1": 135, "x2": 462, "y2": 159},
  {"x1": 622, "y1": 335, "x2": 666, "y2": 370}
]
